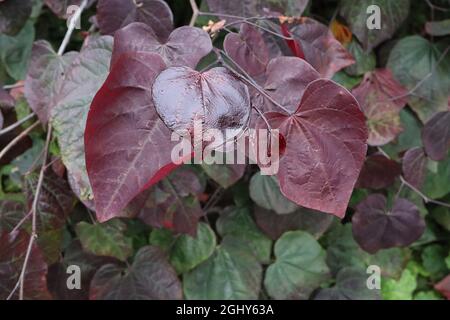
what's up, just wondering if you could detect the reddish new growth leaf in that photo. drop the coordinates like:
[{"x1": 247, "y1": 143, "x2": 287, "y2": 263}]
[
  {"x1": 402, "y1": 147, "x2": 427, "y2": 189},
  {"x1": 0, "y1": 230, "x2": 51, "y2": 300},
  {"x1": 282, "y1": 18, "x2": 354, "y2": 78},
  {"x1": 435, "y1": 275, "x2": 450, "y2": 300},
  {"x1": 96, "y1": 0, "x2": 173, "y2": 41},
  {"x1": 352, "y1": 69, "x2": 408, "y2": 146},
  {"x1": 422, "y1": 111, "x2": 450, "y2": 161},
  {"x1": 258, "y1": 57, "x2": 367, "y2": 218},
  {"x1": 224, "y1": 24, "x2": 269, "y2": 77},
  {"x1": 152, "y1": 66, "x2": 251, "y2": 146},
  {"x1": 352, "y1": 194, "x2": 425, "y2": 254},
  {"x1": 138, "y1": 167, "x2": 205, "y2": 236},
  {"x1": 90, "y1": 246, "x2": 182, "y2": 300},
  {"x1": 85, "y1": 52, "x2": 176, "y2": 223},
  {"x1": 356, "y1": 153, "x2": 401, "y2": 189},
  {"x1": 111, "y1": 22, "x2": 212, "y2": 69}
]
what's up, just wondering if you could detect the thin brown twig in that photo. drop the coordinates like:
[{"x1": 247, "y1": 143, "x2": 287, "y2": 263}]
[
  {"x1": 189, "y1": 0, "x2": 199, "y2": 27},
  {"x1": 0, "y1": 113, "x2": 36, "y2": 136},
  {"x1": 0, "y1": 121, "x2": 40, "y2": 162}
]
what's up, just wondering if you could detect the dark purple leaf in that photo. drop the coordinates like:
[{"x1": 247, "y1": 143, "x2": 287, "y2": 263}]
[
  {"x1": 0, "y1": 0, "x2": 32, "y2": 36},
  {"x1": 258, "y1": 58, "x2": 367, "y2": 218},
  {"x1": 96, "y1": 0, "x2": 173, "y2": 40},
  {"x1": 0, "y1": 87, "x2": 15, "y2": 109},
  {"x1": 224, "y1": 23, "x2": 269, "y2": 77},
  {"x1": 111, "y1": 22, "x2": 212, "y2": 69},
  {"x1": 253, "y1": 206, "x2": 335, "y2": 240},
  {"x1": 85, "y1": 51, "x2": 177, "y2": 223},
  {"x1": 352, "y1": 69, "x2": 408, "y2": 146},
  {"x1": 352, "y1": 194, "x2": 425, "y2": 253},
  {"x1": 152, "y1": 66, "x2": 251, "y2": 143},
  {"x1": 44, "y1": 0, "x2": 95, "y2": 18},
  {"x1": 402, "y1": 147, "x2": 427, "y2": 189},
  {"x1": 0, "y1": 200, "x2": 25, "y2": 233},
  {"x1": 138, "y1": 167, "x2": 205, "y2": 236},
  {"x1": 285, "y1": 17, "x2": 355, "y2": 78},
  {"x1": 25, "y1": 40, "x2": 78, "y2": 124},
  {"x1": 422, "y1": 111, "x2": 450, "y2": 161},
  {"x1": 0, "y1": 230, "x2": 51, "y2": 300},
  {"x1": 90, "y1": 246, "x2": 182, "y2": 300},
  {"x1": 356, "y1": 154, "x2": 401, "y2": 189}
]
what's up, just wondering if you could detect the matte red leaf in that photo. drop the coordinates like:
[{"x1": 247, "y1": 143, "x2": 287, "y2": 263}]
[
  {"x1": 96, "y1": 0, "x2": 173, "y2": 40},
  {"x1": 435, "y1": 275, "x2": 450, "y2": 300},
  {"x1": 25, "y1": 40, "x2": 77, "y2": 124},
  {"x1": 224, "y1": 24, "x2": 269, "y2": 77},
  {"x1": 258, "y1": 58, "x2": 367, "y2": 217},
  {"x1": 90, "y1": 246, "x2": 182, "y2": 300},
  {"x1": 352, "y1": 194, "x2": 425, "y2": 254},
  {"x1": 402, "y1": 147, "x2": 427, "y2": 189},
  {"x1": 152, "y1": 66, "x2": 251, "y2": 143},
  {"x1": 85, "y1": 52, "x2": 177, "y2": 222},
  {"x1": 0, "y1": 230, "x2": 51, "y2": 300},
  {"x1": 137, "y1": 167, "x2": 205, "y2": 236},
  {"x1": 285, "y1": 18, "x2": 355, "y2": 78},
  {"x1": 422, "y1": 111, "x2": 450, "y2": 161},
  {"x1": 356, "y1": 153, "x2": 401, "y2": 189},
  {"x1": 111, "y1": 22, "x2": 212, "y2": 69},
  {"x1": 352, "y1": 69, "x2": 408, "y2": 146}
]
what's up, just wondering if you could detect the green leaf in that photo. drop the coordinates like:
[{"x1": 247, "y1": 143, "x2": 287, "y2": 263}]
[
  {"x1": 421, "y1": 244, "x2": 448, "y2": 281},
  {"x1": 332, "y1": 71, "x2": 362, "y2": 90},
  {"x1": 201, "y1": 160, "x2": 245, "y2": 188},
  {"x1": 430, "y1": 205, "x2": 450, "y2": 232},
  {"x1": 183, "y1": 237, "x2": 262, "y2": 300},
  {"x1": 426, "y1": 19, "x2": 450, "y2": 36},
  {"x1": 422, "y1": 156, "x2": 450, "y2": 199},
  {"x1": 340, "y1": 0, "x2": 410, "y2": 52},
  {"x1": 387, "y1": 36, "x2": 450, "y2": 123},
  {"x1": 382, "y1": 263, "x2": 417, "y2": 300},
  {"x1": 344, "y1": 39, "x2": 376, "y2": 76},
  {"x1": 264, "y1": 231, "x2": 330, "y2": 299},
  {"x1": 51, "y1": 35, "x2": 113, "y2": 204},
  {"x1": 249, "y1": 171, "x2": 297, "y2": 214},
  {"x1": 76, "y1": 219, "x2": 133, "y2": 261},
  {"x1": 0, "y1": 21, "x2": 35, "y2": 80},
  {"x1": 414, "y1": 290, "x2": 443, "y2": 300},
  {"x1": 216, "y1": 206, "x2": 272, "y2": 264}
]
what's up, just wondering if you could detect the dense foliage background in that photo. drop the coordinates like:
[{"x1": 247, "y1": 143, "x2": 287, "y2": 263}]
[{"x1": 0, "y1": 0, "x2": 449, "y2": 300}]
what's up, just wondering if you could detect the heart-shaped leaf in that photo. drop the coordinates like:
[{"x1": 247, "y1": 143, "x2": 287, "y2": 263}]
[
  {"x1": 264, "y1": 231, "x2": 330, "y2": 300},
  {"x1": 344, "y1": 39, "x2": 376, "y2": 76},
  {"x1": 111, "y1": 22, "x2": 212, "y2": 69},
  {"x1": 0, "y1": 230, "x2": 51, "y2": 300},
  {"x1": 137, "y1": 167, "x2": 205, "y2": 236},
  {"x1": 352, "y1": 194, "x2": 425, "y2": 253},
  {"x1": 224, "y1": 23, "x2": 269, "y2": 77},
  {"x1": 0, "y1": 0, "x2": 32, "y2": 36},
  {"x1": 356, "y1": 153, "x2": 401, "y2": 189},
  {"x1": 201, "y1": 161, "x2": 245, "y2": 189},
  {"x1": 25, "y1": 40, "x2": 77, "y2": 124},
  {"x1": 152, "y1": 66, "x2": 251, "y2": 141},
  {"x1": 183, "y1": 236, "x2": 262, "y2": 300},
  {"x1": 90, "y1": 246, "x2": 182, "y2": 300},
  {"x1": 340, "y1": 0, "x2": 410, "y2": 52},
  {"x1": 352, "y1": 69, "x2": 408, "y2": 146},
  {"x1": 85, "y1": 51, "x2": 179, "y2": 223},
  {"x1": 402, "y1": 147, "x2": 427, "y2": 189},
  {"x1": 96, "y1": 0, "x2": 173, "y2": 40},
  {"x1": 422, "y1": 111, "x2": 450, "y2": 161},
  {"x1": 259, "y1": 58, "x2": 367, "y2": 218}
]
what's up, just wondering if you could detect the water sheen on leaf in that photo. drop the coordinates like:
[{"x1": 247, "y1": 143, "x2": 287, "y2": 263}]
[
  {"x1": 90, "y1": 246, "x2": 182, "y2": 300},
  {"x1": 111, "y1": 22, "x2": 212, "y2": 69},
  {"x1": 352, "y1": 194, "x2": 425, "y2": 254}
]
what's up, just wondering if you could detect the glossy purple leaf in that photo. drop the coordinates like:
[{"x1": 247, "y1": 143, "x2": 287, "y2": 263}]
[
  {"x1": 0, "y1": 230, "x2": 51, "y2": 300},
  {"x1": 352, "y1": 194, "x2": 425, "y2": 253},
  {"x1": 352, "y1": 69, "x2": 408, "y2": 146},
  {"x1": 253, "y1": 206, "x2": 335, "y2": 240},
  {"x1": 0, "y1": 0, "x2": 32, "y2": 36},
  {"x1": 258, "y1": 57, "x2": 367, "y2": 218},
  {"x1": 422, "y1": 111, "x2": 450, "y2": 161},
  {"x1": 224, "y1": 23, "x2": 269, "y2": 77},
  {"x1": 25, "y1": 40, "x2": 78, "y2": 124},
  {"x1": 286, "y1": 17, "x2": 355, "y2": 78},
  {"x1": 96, "y1": 0, "x2": 173, "y2": 40},
  {"x1": 402, "y1": 147, "x2": 427, "y2": 189},
  {"x1": 152, "y1": 66, "x2": 251, "y2": 143},
  {"x1": 90, "y1": 246, "x2": 182, "y2": 300},
  {"x1": 356, "y1": 154, "x2": 401, "y2": 189},
  {"x1": 111, "y1": 22, "x2": 212, "y2": 69},
  {"x1": 138, "y1": 167, "x2": 205, "y2": 236},
  {"x1": 85, "y1": 51, "x2": 178, "y2": 223}
]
